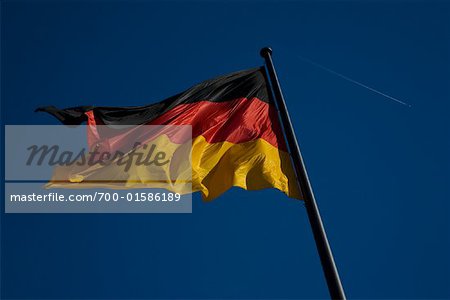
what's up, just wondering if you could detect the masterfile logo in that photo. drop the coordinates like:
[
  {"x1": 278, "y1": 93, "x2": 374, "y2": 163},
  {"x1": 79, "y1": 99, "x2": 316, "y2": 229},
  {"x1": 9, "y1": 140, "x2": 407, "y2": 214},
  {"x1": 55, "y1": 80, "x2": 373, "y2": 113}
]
[{"x1": 4, "y1": 125, "x2": 192, "y2": 213}]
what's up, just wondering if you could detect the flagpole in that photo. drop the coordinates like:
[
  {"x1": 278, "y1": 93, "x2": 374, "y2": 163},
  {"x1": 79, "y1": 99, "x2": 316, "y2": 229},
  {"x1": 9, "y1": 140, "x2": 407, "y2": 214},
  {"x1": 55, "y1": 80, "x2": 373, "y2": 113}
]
[{"x1": 260, "y1": 47, "x2": 346, "y2": 300}]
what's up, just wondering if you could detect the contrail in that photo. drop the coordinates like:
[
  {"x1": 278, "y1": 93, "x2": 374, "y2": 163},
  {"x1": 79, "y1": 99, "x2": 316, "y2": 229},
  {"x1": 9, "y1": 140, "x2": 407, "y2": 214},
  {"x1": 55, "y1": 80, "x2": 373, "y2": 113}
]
[{"x1": 298, "y1": 55, "x2": 412, "y2": 107}]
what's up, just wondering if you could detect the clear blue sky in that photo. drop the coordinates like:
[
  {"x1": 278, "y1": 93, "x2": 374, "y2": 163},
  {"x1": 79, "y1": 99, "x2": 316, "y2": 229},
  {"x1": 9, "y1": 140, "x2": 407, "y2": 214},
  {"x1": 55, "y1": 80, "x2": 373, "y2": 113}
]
[{"x1": 2, "y1": 1, "x2": 449, "y2": 299}]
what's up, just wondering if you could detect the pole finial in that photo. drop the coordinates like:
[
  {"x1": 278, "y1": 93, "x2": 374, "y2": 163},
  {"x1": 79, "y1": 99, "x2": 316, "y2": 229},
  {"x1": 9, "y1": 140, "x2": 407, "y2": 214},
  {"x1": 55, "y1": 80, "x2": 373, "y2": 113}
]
[{"x1": 260, "y1": 47, "x2": 273, "y2": 58}]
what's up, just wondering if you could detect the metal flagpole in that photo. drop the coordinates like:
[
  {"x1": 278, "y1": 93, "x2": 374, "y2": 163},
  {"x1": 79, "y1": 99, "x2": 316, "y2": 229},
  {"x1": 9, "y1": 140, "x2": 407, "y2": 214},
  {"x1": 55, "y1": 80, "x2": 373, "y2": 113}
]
[{"x1": 260, "y1": 47, "x2": 346, "y2": 300}]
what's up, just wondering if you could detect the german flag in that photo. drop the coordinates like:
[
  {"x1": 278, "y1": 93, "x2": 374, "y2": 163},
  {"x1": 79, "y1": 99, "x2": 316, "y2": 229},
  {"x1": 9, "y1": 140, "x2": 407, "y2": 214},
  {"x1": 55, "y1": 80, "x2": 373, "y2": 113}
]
[{"x1": 37, "y1": 67, "x2": 302, "y2": 201}]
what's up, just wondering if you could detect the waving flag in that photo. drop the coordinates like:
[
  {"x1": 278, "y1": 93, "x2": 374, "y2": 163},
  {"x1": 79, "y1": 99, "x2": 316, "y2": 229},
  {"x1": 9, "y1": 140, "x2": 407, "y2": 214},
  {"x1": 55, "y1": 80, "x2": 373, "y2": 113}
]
[{"x1": 37, "y1": 67, "x2": 301, "y2": 201}]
